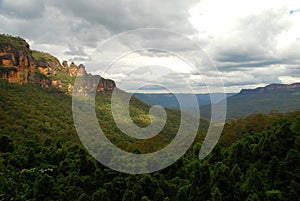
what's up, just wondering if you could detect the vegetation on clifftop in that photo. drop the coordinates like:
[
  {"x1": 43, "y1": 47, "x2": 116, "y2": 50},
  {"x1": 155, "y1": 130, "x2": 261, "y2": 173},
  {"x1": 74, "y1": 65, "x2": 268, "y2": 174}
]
[
  {"x1": 31, "y1": 50, "x2": 58, "y2": 63},
  {"x1": 0, "y1": 34, "x2": 28, "y2": 49}
]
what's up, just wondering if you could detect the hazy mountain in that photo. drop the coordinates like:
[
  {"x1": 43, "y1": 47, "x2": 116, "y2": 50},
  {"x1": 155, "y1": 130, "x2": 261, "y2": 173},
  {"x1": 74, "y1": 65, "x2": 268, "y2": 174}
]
[
  {"x1": 134, "y1": 93, "x2": 235, "y2": 109},
  {"x1": 200, "y1": 83, "x2": 300, "y2": 119}
]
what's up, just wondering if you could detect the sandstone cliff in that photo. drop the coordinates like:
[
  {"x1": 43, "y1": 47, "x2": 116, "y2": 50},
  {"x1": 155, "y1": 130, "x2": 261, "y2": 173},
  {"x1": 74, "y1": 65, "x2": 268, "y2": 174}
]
[
  {"x1": 0, "y1": 34, "x2": 115, "y2": 94},
  {"x1": 0, "y1": 35, "x2": 35, "y2": 84}
]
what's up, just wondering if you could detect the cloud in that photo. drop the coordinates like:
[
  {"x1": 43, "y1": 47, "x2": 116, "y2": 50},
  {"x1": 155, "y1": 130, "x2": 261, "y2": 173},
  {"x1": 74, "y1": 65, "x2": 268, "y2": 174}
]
[
  {"x1": 68, "y1": 56, "x2": 92, "y2": 63},
  {"x1": 210, "y1": 8, "x2": 291, "y2": 65},
  {"x1": 0, "y1": 0, "x2": 300, "y2": 92},
  {"x1": 65, "y1": 45, "x2": 88, "y2": 56},
  {"x1": 188, "y1": 1, "x2": 300, "y2": 91},
  {"x1": 0, "y1": 0, "x2": 45, "y2": 19},
  {"x1": 49, "y1": 0, "x2": 198, "y2": 33}
]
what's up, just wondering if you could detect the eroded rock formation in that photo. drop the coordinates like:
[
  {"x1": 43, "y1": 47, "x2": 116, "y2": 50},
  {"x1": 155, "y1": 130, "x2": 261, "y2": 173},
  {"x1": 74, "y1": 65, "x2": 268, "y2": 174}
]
[
  {"x1": 0, "y1": 37, "x2": 35, "y2": 84},
  {"x1": 0, "y1": 34, "x2": 116, "y2": 94}
]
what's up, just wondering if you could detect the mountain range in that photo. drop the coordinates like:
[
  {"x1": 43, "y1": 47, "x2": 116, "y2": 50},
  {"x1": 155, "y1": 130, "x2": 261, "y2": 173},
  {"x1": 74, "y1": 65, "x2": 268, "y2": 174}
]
[
  {"x1": 1, "y1": 33, "x2": 300, "y2": 120},
  {"x1": 134, "y1": 93, "x2": 235, "y2": 108},
  {"x1": 200, "y1": 83, "x2": 300, "y2": 119},
  {"x1": 135, "y1": 83, "x2": 300, "y2": 120}
]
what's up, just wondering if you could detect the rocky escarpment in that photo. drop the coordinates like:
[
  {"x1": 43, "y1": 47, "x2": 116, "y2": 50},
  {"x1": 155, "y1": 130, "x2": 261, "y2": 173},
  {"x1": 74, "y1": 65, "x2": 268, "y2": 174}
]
[
  {"x1": 0, "y1": 35, "x2": 35, "y2": 84},
  {"x1": 0, "y1": 34, "x2": 116, "y2": 94},
  {"x1": 239, "y1": 83, "x2": 300, "y2": 95}
]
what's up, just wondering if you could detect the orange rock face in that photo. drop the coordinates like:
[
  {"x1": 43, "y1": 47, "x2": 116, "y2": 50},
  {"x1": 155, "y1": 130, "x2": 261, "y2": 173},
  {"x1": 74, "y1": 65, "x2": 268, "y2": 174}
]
[
  {"x1": 0, "y1": 39, "x2": 35, "y2": 84},
  {"x1": 0, "y1": 35, "x2": 116, "y2": 94},
  {"x1": 37, "y1": 66, "x2": 49, "y2": 75},
  {"x1": 2, "y1": 59, "x2": 12, "y2": 66}
]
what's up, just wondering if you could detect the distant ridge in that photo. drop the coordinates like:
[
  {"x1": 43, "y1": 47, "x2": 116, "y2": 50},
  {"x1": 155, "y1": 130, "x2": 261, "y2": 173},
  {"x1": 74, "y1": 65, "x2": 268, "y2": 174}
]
[
  {"x1": 134, "y1": 93, "x2": 235, "y2": 109},
  {"x1": 239, "y1": 83, "x2": 300, "y2": 95},
  {"x1": 200, "y1": 82, "x2": 300, "y2": 119}
]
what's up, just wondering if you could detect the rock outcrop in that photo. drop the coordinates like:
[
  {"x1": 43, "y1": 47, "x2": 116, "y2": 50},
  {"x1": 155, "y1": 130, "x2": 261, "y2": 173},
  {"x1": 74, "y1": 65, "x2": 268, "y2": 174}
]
[
  {"x1": 0, "y1": 36, "x2": 35, "y2": 84},
  {"x1": 0, "y1": 34, "x2": 116, "y2": 94}
]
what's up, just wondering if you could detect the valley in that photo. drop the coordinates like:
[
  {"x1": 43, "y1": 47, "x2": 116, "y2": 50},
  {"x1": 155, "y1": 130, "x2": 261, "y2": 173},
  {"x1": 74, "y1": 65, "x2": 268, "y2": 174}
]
[{"x1": 0, "y1": 34, "x2": 299, "y2": 200}]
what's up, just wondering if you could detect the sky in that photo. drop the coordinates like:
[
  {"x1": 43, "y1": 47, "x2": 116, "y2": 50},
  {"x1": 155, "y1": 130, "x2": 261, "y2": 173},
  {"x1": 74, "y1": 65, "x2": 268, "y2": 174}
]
[{"x1": 0, "y1": 0, "x2": 300, "y2": 93}]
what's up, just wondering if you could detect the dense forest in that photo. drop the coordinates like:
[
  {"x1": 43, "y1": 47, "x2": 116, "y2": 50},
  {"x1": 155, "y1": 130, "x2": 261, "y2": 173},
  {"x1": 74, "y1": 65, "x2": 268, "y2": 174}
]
[{"x1": 0, "y1": 81, "x2": 300, "y2": 200}]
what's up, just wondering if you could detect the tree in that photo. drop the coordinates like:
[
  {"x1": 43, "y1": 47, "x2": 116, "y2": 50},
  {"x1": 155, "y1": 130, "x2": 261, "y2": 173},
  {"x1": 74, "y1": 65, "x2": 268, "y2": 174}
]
[
  {"x1": 0, "y1": 135, "x2": 14, "y2": 152},
  {"x1": 78, "y1": 193, "x2": 90, "y2": 201},
  {"x1": 246, "y1": 193, "x2": 260, "y2": 201},
  {"x1": 154, "y1": 187, "x2": 164, "y2": 201},
  {"x1": 211, "y1": 186, "x2": 222, "y2": 201},
  {"x1": 242, "y1": 168, "x2": 265, "y2": 199},
  {"x1": 268, "y1": 156, "x2": 280, "y2": 188},
  {"x1": 34, "y1": 175, "x2": 61, "y2": 200},
  {"x1": 176, "y1": 185, "x2": 190, "y2": 201},
  {"x1": 287, "y1": 180, "x2": 300, "y2": 200},
  {"x1": 140, "y1": 196, "x2": 150, "y2": 201},
  {"x1": 26, "y1": 148, "x2": 36, "y2": 167},
  {"x1": 122, "y1": 190, "x2": 136, "y2": 201},
  {"x1": 265, "y1": 190, "x2": 283, "y2": 201},
  {"x1": 284, "y1": 149, "x2": 300, "y2": 172},
  {"x1": 92, "y1": 189, "x2": 110, "y2": 201}
]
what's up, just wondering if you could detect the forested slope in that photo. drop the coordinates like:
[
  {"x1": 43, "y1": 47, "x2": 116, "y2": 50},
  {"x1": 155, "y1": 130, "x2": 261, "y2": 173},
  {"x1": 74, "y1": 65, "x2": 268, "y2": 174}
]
[{"x1": 0, "y1": 82, "x2": 299, "y2": 200}]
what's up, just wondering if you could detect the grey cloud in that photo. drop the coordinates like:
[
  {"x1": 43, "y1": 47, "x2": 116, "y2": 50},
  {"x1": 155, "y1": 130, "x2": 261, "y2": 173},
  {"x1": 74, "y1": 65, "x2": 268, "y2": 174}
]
[
  {"x1": 0, "y1": 0, "x2": 298, "y2": 92},
  {"x1": 212, "y1": 8, "x2": 291, "y2": 69},
  {"x1": 285, "y1": 66, "x2": 300, "y2": 76},
  {"x1": 135, "y1": 86, "x2": 166, "y2": 91},
  {"x1": 217, "y1": 59, "x2": 284, "y2": 71},
  {"x1": 65, "y1": 45, "x2": 88, "y2": 56},
  {"x1": 0, "y1": 0, "x2": 45, "y2": 19},
  {"x1": 0, "y1": 4, "x2": 110, "y2": 48},
  {"x1": 117, "y1": 30, "x2": 207, "y2": 59},
  {"x1": 0, "y1": 0, "x2": 201, "y2": 62},
  {"x1": 216, "y1": 50, "x2": 270, "y2": 63},
  {"x1": 50, "y1": 0, "x2": 198, "y2": 33},
  {"x1": 68, "y1": 56, "x2": 92, "y2": 62},
  {"x1": 219, "y1": 66, "x2": 283, "y2": 87},
  {"x1": 223, "y1": 80, "x2": 261, "y2": 87},
  {"x1": 237, "y1": 9, "x2": 289, "y2": 49}
]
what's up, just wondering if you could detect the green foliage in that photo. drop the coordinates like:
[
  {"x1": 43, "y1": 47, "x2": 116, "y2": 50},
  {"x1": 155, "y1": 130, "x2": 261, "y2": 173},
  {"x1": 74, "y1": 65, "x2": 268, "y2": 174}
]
[
  {"x1": 34, "y1": 174, "x2": 61, "y2": 200},
  {"x1": 0, "y1": 135, "x2": 14, "y2": 152},
  {"x1": 0, "y1": 34, "x2": 27, "y2": 49},
  {"x1": 0, "y1": 81, "x2": 300, "y2": 200},
  {"x1": 35, "y1": 71, "x2": 48, "y2": 79},
  {"x1": 31, "y1": 50, "x2": 57, "y2": 63},
  {"x1": 31, "y1": 49, "x2": 76, "y2": 88},
  {"x1": 51, "y1": 69, "x2": 76, "y2": 85},
  {"x1": 0, "y1": 65, "x2": 17, "y2": 74}
]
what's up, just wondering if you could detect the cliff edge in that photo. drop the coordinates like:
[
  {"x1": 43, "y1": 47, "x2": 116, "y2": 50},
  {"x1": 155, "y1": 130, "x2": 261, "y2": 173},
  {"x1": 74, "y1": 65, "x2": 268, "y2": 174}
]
[{"x1": 0, "y1": 34, "x2": 115, "y2": 94}]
